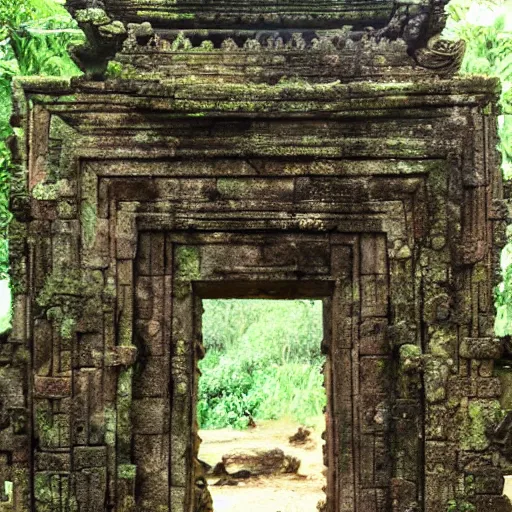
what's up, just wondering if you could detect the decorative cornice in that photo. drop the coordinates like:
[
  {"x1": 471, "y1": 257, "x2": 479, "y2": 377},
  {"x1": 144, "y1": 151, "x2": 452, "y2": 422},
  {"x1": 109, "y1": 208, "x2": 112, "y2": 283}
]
[{"x1": 64, "y1": 0, "x2": 463, "y2": 80}]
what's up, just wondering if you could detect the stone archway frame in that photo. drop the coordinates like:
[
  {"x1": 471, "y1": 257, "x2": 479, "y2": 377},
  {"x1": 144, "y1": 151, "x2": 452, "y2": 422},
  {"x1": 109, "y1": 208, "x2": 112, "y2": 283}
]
[{"x1": 3, "y1": 75, "x2": 505, "y2": 512}]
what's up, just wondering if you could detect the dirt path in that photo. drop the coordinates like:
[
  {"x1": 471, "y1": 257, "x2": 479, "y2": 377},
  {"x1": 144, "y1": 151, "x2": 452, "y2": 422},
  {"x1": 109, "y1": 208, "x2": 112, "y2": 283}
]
[{"x1": 199, "y1": 418, "x2": 326, "y2": 512}]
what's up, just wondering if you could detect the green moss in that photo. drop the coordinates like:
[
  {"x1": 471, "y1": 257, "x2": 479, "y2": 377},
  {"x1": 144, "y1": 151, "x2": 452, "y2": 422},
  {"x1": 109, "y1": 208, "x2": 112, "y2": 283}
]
[
  {"x1": 31, "y1": 182, "x2": 60, "y2": 201},
  {"x1": 133, "y1": 132, "x2": 170, "y2": 144},
  {"x1": 60, "y1": 317, "x2": 76, "y2": 341},
  {"x1": 119, "y1": 496, "x2": 136, "y2": 512},
  {"x1": 105, "y1": 60, "x2": 123, "y2": 79},
  {"x1": 75, "y1": 8, "x2": 111, "y2": 25},
  {"x1": 37, "y1": 269, "x2": 105, "y2": 343},
  {"x1": 429, "y1": 327, "x2": 452, "y2": 359},
  {"x1": 399, "y1": 344, "x2": 422, "y2": 372},
  {"x1": 104, "y1": 60, "x2": 140, "y2": 79},
  {"x1": 136, "y1": 11, "x2": 195, "y2": 21},
  {"x1": 81, "y1": 202, "x2": 97, "y2": 249},
  {"x1": 447, "y1": 499, "x2": 476, "y2": 512},
  {"x1": 99, "y1": 21, "x2": 127, "y2": 37},
  {"x1": 104, "y1": 405, "x2": 116, "y2": 446},
  {"x1": 216, "y1": 178, "x2": 252, "y2": 197},
  {"x1": 118, "y1": 464, "x2": 137, "y2": 480},
  {"x1": 117, "y1": 368, "x2": 133, "y2": 463},
  {"x1": 35, "y1": 407, "x2": 59, "y2": 448},
  {"x1": 198, "y1": 40, "x2": 214, "y2": 51},
  {"x1": 37, "y1": 270, "x2": 81, "y2": 307},
  {"x1": 176, "y1": 246, "x2": 200, "y2": 281},
  {"x1": 57, "y1": 200, "x2": 76, "y2": 219},
  {"x1": 34, "y1": 473, "x2": 52, "y2": 503},
  {"x1": 31, "y1": 180, "x2": 72, "y2": 201},
  {"x1": 460, "y1": 400, "x2": 503, "y2": 451}
]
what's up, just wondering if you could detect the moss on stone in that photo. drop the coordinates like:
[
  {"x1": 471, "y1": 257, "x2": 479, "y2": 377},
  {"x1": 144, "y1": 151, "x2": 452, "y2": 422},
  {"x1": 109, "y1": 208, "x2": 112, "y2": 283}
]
[
  {"x1": 81, "y1": 202, "x2": 97, "y2": 249},
  {"x1": 176, "y1": 246, "x2": 200, "y2": 281},
  {"x1": 117, "y1": 368, "x2": 133, "y2": 463},
  {"x1": 429, "y1": 327, "x2": 453, "y2": 359},
  {"x1": 104, "y1": 405, "x2": 116, "y2": 446},
  {"x1": 137, "y1": 11, "x2": 195, "y2": 21},
  {"x1": 36, "y1": 269, "x2": 105, "y2": 344},
  {"x1": 118, "y1": 464, "x2": 137, "y2": 480},
  {"x1": 31, "y1": 182, "x2": 59, "y2": 201},
  {"x1": 35, "y1": 407, "x2": 59, "y2": 448},
  {"x1": 75, "y1": 8, "x2": 111, "y2": 25},
  {"x1": 57, "y1": 200, "x2": 76, "y2": 219},
  {"x1": 399, "y1": 344, "x2": 422, "y2": 373},
  {"x1": 31, "y1": 180, "x2": 74, "y2": 201},
  {"x1": 105, "y1": 62, "x2": 139, "y2": 80},
  {"x1": 60, "y1": 317, "x2": 76, "y2": 341},
  {"x1": 34, "y1": 473, "x2": 52, "y2": 503},
  {"x1": 447, "y1": 499, "x2": 476, "y2": 512},
  {"x1": 99, "y1": 21, "x2": 127, "y2": 37},
  {"x1": 105, "y1": 60, "x2": 124, "y2": 79},
  {"x1": 459, "y1": 399, "x2": 503, "y2": 451}
]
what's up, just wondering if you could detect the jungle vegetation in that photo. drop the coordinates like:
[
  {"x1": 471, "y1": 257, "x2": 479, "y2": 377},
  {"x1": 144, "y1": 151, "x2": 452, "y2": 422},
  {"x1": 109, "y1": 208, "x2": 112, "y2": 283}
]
[{"x1": 199, "y1": 300, "x2": 325, "y2": 429}]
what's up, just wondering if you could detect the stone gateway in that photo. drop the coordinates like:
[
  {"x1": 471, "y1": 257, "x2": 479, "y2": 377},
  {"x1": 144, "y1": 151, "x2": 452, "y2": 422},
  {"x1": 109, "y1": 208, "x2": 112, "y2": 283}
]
[{"x1": 1, "y1": 0, "x2": 512, "y2": 511}]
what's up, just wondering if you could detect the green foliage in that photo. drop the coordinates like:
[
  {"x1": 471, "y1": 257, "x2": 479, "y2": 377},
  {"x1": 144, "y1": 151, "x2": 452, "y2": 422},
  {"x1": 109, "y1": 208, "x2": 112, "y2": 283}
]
[
  {"x1": 446, "y1": 499, "x2": 476, "y2": 512},
  {"x1": 0, "y1": 0, "x2": 83, "y2": 332},
  {"x1": 202, "y1": 299, "x2": 324, "y2": 364},
  {"x1": 444, "y1": 0, "x2": 512, "y2": 176},
  {"x1": 198, "y1": 300, "x2": 326, "y2": 430}
]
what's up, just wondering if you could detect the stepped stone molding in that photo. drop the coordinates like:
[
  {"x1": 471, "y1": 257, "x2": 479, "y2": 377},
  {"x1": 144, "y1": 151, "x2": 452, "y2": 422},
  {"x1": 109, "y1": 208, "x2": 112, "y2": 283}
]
[{"x1": 0, "y1": 73, "x2": 509, "y2": 512}]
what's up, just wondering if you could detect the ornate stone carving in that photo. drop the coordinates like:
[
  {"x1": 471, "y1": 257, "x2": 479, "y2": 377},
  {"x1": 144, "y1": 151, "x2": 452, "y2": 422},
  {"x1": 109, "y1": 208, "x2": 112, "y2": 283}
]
[{"x1": 413, "y1": 36, "x2": 466, "y2": 74}]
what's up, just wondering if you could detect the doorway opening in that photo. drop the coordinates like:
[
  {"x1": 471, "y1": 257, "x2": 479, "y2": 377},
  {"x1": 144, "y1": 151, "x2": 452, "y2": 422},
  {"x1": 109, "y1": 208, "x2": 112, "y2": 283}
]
[{"x1": 196, "y1": 298, "x2": 328, "y2": 512}]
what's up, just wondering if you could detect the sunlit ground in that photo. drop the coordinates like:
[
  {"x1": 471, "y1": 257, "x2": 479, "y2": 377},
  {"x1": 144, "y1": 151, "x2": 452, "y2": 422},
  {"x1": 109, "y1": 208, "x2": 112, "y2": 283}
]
[
  {"x1": 0, "y1": 279, "x2": 11, "y2": 333},
  {"x1": 199, "y1": 417, "x2": 326, "y2": 512}
]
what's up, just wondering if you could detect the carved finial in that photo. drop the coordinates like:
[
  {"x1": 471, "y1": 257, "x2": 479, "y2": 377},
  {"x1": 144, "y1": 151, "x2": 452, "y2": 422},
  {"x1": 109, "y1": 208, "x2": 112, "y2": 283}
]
[
  {"x1": 221, "y1": 38, "x2": 240, "y2": 52},
  {"x1": 243, "y1": 39, "x2": 261, "y2": 51},
  {"x1": 311, "y1": 37, "x2": 337, "y2": 53},
  {"x1": 413, "y1": 35, "x2": 466, "y2": 74},
  {"x1": 291, "y1": 33, "x2": 307, "y2": 51}
]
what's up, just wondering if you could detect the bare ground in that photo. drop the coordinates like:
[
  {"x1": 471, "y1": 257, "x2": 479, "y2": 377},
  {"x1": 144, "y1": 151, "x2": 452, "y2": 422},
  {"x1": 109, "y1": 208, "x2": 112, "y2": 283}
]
[
  {"x1": 200, "y1": 419, "x2": 512, "y2": 510},
  {"x1": 199, "y1": 417, "x2": 326, "y2": 512}
]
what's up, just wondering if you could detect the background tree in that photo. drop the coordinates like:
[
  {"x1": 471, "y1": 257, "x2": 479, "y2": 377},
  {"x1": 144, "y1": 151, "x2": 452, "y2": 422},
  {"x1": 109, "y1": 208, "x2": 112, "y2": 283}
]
[{"x1": 0, "y1": 0, "x2": 83, "y2": 331}]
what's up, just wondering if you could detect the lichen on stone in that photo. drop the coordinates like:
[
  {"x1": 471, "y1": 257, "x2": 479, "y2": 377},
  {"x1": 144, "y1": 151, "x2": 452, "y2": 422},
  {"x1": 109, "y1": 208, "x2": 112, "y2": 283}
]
[{"x1": 176, "y1": 246, "x2": 201, "y2": 281}]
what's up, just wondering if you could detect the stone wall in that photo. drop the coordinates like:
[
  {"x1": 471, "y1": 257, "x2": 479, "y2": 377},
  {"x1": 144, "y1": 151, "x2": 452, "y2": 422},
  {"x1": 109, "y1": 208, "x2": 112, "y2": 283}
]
[{"x1": 0, "y1": 72, "x2": 508, "y2": 512}]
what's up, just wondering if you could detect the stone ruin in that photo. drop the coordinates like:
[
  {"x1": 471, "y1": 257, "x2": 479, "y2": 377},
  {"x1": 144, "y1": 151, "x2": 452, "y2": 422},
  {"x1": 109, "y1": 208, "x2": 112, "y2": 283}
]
[{"x1": 1, "y1": 0, "x2": 512, "y2": 511}]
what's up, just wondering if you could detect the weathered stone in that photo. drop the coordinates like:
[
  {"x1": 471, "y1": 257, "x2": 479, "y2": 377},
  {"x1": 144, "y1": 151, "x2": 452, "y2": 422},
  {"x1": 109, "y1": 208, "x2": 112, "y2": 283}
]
[
  {"x1": 103, "y1": 345, "x2": 138, "y2": 367},
  {"x1": 424, "y1": 357, "x2": 449, "y2": 404},
  {"x1": 73, "y1": 446, "x2": 107, "y2": 470},
  {"x1": 3, "y1": 3, "x2": 505, "y2": 509},
  {"x1": 35, "y1": 452, "x2": 71, "y2": 472},
  {"x1": 460, "y1": 337, "x2": 503, "y2": 360},
  {"x1": 34, "y1": 377, "x2": 71, "y2": 398},
  {"x1": 470, "y1": 467, "x2": 504, "y2": 495},
  {"x1": 473, "y1": 495, "x2": 512, "y2": 512}
]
